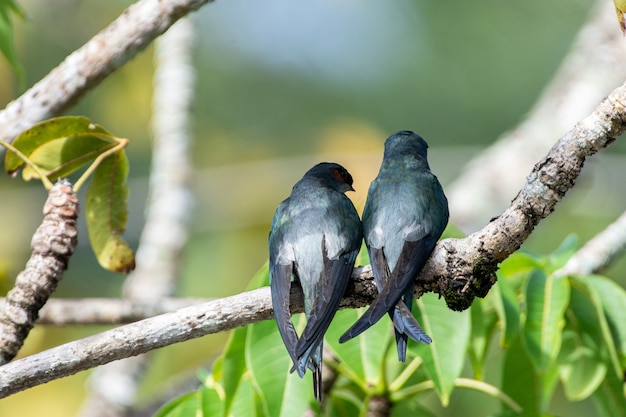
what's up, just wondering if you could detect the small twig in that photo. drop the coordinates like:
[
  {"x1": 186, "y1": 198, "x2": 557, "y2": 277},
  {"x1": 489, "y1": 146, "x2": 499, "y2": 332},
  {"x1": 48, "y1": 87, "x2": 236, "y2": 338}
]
[{"x1": 25, "y1": 297, "x2": 207, "y2": 325}]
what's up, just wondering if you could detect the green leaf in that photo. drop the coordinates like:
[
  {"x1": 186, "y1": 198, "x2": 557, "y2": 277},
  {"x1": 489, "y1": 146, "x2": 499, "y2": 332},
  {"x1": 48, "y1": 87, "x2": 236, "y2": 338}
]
[
  {"x1": 497, "y1": 251, "x2": 541, "y2": 278},
  {"x1": 468, "y1": 296, "x2": 498, "y2": 379},
  {"x1": 522, "y1": 270, "x2": 570, "y2": 372},
  {"x1": 154, "y1": 391, "x2": 200, "y2": 417},
  {"x1": 409, "y1": 292, "x2": 470, "y2": 406},
  {"x1": 214, "y1": 325, "x2": 248, "y2": 417},
  {"x1": 501, "y1": 336, "x2": 559, "y2": 416},
  {"x1": 492, "y1": 275, "x2": 522, "y2": 349},
  {"x1": 245, "y1": 317, "x2": 312, "y2": 417},
  {"x1": 85, "y1": 150, "x2": 135, "y2": 273},
  {"x1": 543, "y1": 234, "x2": 578, "y2": 273},
  {"x1": 587, "y1": 274, "x2": 626, "y2": 372},
  {"x1": 5, "y1": 116, "x2": 117, "y2": 178},
  {"x1": 557, "y1": 279, "x2": 608, "y2": 401},
  {"x1": 200, "y1": 384, "x2": 225, "y2": 417},
  {"x1": 0, "y1": 0, "x2": 24, "y2": 83},
  {"x1": 591, "y1": 365, "x2": 626, "y2": 417},
  {"x1": 229, "y1": 376, "x2": 262, "y2": 417},
  {"x1": 22, "y1": 135, "x2": 116, "y2": 181},
  {"x1": 326, "y1": 308, "x2": 393, "y2": 391}
]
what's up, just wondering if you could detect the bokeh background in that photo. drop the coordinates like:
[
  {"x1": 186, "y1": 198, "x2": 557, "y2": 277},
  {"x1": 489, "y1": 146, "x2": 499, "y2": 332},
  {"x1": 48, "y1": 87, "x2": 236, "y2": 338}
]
[{"x1": 1, "y1": 0, "x2": 625, "y2": 415}]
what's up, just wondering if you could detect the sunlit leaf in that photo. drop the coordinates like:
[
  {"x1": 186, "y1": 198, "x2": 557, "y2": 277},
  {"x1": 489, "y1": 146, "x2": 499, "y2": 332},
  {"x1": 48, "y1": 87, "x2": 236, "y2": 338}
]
[
  {"x1": 468, "y1": 297, "x2": 498, "y2": 380},
  {"x1": 409, "y1": 292, "x2": 470, "y2": 406},
  {"x1": 5, "y1": 116, "x2": 116, "y2": 178},
  {"x1": 492, "y1": 275, "x2": 522, "y2": 349},
  {"x1": 245, "y1": 317, "x2": 312, "y2": 417},
  {"x1": 502, "y1": 336, "x2": 559, "y2": 416},
  {"x1": 496, "y1": 251, "x2": 541, "y2": 278},
  {"x1": 543, "y1": 234, "x2": 578, "y2": 273},
  {"x1": 587, "y1": 274, "x2": 626, "y2": 372},
  {"x1": 522, "y1": 270, "x2": 569, "y2": 372},
  {"x1": 591, "y1": 366, "x2": 626, "y2": 417},
  {"x1": 153, "y1": 391, "x2": 200, "y2": 417},
  {"x1": 229, "y1": 376, "x2": 262, "y2": 417},
  {"x1": 325, "y1": 309, "x2": 366, "y2": 387},
  {"x1": 85, "y1": 150, "x2": 135, "y2": 272},
  {"x1": 615, "y1": 0, "x2": 626, "y2": 34},
  {"x1": 558, "y1": 279, "x2": 608, "y2": 401},
  {"x1": 22, "y1": 135, "x2": 116, "y2": 181},
  {"x1": 214, "y1": 325, "x2": 248, "y2": 417},
  {"x1": 199, "y1": 384, "x2": 225, "y2": 417}
]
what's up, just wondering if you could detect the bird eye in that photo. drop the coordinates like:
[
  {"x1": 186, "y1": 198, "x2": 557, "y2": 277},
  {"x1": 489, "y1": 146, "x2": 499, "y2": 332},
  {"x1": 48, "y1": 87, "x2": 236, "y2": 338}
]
[{"x1": 333, "y1": 168, "x2": 353, "y2": 185}]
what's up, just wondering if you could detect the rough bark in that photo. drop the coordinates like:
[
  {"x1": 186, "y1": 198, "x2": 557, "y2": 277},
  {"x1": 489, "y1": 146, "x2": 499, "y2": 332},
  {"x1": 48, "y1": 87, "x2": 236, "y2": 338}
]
[{"x1": 0, "y1": 180, "x2": 78, "y2": 364}]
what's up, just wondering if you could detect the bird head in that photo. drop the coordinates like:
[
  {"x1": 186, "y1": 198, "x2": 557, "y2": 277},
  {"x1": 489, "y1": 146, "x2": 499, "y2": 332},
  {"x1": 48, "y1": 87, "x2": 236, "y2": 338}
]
[
  {"x1": 304, "y1": 162, "x2": 355, "y2": 193},
  {"x1": 384, "y1": 130, "x2": 429, "y2": 160}
]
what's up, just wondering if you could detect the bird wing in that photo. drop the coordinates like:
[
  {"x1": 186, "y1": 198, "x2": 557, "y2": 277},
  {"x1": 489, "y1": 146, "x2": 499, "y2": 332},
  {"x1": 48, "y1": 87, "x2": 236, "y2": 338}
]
[
  {"x1": 270, "y1": 260, "x2": 300, "y2": 366},
  {"x1": 339, "y1": 236, "x2": 434, "y2": 342},
  {"x1": 294, "y1": 237, "x2": 357, "y2": 372},
  {"x1": 361, "y1": 246, "x2": 432, "y2": 345}
]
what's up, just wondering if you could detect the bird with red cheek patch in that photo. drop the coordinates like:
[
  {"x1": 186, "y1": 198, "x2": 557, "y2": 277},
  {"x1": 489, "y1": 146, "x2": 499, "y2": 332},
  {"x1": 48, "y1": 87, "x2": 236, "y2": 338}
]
[{"x1": 269, "y1": 162, "x2": 362, "y2": 401}]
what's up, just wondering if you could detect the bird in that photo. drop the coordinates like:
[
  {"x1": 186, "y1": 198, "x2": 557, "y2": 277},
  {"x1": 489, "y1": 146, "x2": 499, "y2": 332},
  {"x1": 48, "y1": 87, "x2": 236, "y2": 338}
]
[
  {"x1": 339, "y1": 130, "x2": 449, "y2": 361},
  {"x1": 269, "y1": 162, "x2": 362, "y2": 401}
]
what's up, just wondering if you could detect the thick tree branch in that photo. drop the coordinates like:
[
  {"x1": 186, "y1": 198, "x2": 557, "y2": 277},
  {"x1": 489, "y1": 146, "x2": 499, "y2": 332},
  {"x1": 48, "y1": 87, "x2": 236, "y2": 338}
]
[
  {"x1": 0, "y1": 0, "x2": 210, "y2": 146},
  {"x1": 0, "y1": 79, "x2": 624, "y2": 399}
]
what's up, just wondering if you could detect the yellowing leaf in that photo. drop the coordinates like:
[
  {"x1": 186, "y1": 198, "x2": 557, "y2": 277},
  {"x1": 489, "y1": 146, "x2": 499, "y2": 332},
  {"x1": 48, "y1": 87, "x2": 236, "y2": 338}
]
[
  {"x1": 5, "y1": 116, "x2": 116, "y2": 180},
  {"x1": 615, "y1": 0, "x2": 626, "y2": 34},
  {"x1": 85, "y1": 150, "x2": 135, "y2": 273}
]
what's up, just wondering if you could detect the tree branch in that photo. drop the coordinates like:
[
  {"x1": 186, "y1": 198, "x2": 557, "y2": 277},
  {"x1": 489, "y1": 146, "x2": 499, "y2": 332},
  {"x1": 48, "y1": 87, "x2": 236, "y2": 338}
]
[
  {"x1": 446, "y1": 0, "x2": 626, "y2": 231},
  {"x1": 554, "y1": 210, "x2": 626, "y2": 277},
  {"x1": 0, "y1": 0, "x2": 211, "y2": 146},
  {"x1": 0, "y1": 180, "x2": 78, "y2": 365},
  {"x1": 0, "y1": 78, "x2": 624, "y2": 399},
  {"x1": 77, "y1": 17, "x2": 197, "y2": 417}
]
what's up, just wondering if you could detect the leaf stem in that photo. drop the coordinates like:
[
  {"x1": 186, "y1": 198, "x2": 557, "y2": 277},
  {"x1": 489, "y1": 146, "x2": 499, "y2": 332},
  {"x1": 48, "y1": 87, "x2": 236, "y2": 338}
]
[
  {"x1": 74, "y1": 138, "x2": 128, "y2": 191},
  {"x1": 388, "y1": 355, "x2": 423, "y2": 392},
  {"x1": 0, "y1": 140, "x2": 54, "y2": 189}
]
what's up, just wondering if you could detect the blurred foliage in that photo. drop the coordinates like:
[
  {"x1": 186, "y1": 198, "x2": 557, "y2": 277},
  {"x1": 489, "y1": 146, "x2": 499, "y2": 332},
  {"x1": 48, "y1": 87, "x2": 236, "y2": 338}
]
[
  {"x1": 2, "y1": 0, "x2": 626, "y2": 416},
  {"x1": 156, "y1": 236, "x2": 626, "y2": 416},
  {"x1": 0, "y1": 0, "x2": 24, "y2": 84}
]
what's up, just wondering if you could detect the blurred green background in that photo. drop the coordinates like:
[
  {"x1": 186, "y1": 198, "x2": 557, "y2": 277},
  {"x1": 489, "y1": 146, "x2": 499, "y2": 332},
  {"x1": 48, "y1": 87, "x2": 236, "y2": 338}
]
[{"x1": 1, "y1": 0, "x2": 625, "y2": 415}]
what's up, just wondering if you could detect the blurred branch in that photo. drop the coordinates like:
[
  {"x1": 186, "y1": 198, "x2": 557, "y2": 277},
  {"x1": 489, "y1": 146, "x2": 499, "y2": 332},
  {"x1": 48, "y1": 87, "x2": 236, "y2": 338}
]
[
  {"x1": 31, "y1": 298, "x2": 207, "y2": 325},
  {"x1": 0, "y1": 0, "x2": 211, "y2": 148},
  {"x1": 0, "y1": 180, "x2": 78, "y2": 365},
  {"x1": 77, "y1": 17, "x2": 196, "y2": 417},
  {"x1": 446, "y1": 0, "x2": 626, "y2": 231},
  {"x1": 554, "y1": 210, "x2": 626, "y2": 277},
  {"x1": 1, "y1": 71, "x2": 625, "y2": 400}
]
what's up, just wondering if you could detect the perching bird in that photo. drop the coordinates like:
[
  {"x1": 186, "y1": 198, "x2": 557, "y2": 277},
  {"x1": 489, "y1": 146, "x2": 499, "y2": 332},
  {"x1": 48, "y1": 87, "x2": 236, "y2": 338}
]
[
  {"x1": 339, "y1": 131, "x2": 448, "y2": 361},
  {"x1": 269, "y1": 162, "x2": 362, "y2": 401}
]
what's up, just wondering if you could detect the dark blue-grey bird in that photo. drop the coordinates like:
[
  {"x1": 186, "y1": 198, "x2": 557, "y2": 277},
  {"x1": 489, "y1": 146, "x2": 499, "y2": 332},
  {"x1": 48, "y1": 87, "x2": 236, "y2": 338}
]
[
  {"x1": 339, "y1": 131, "x2": 449, "y2": 361},
  {"x1": 269, "y1": 162, "x2": 362, "y2": 401}
]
